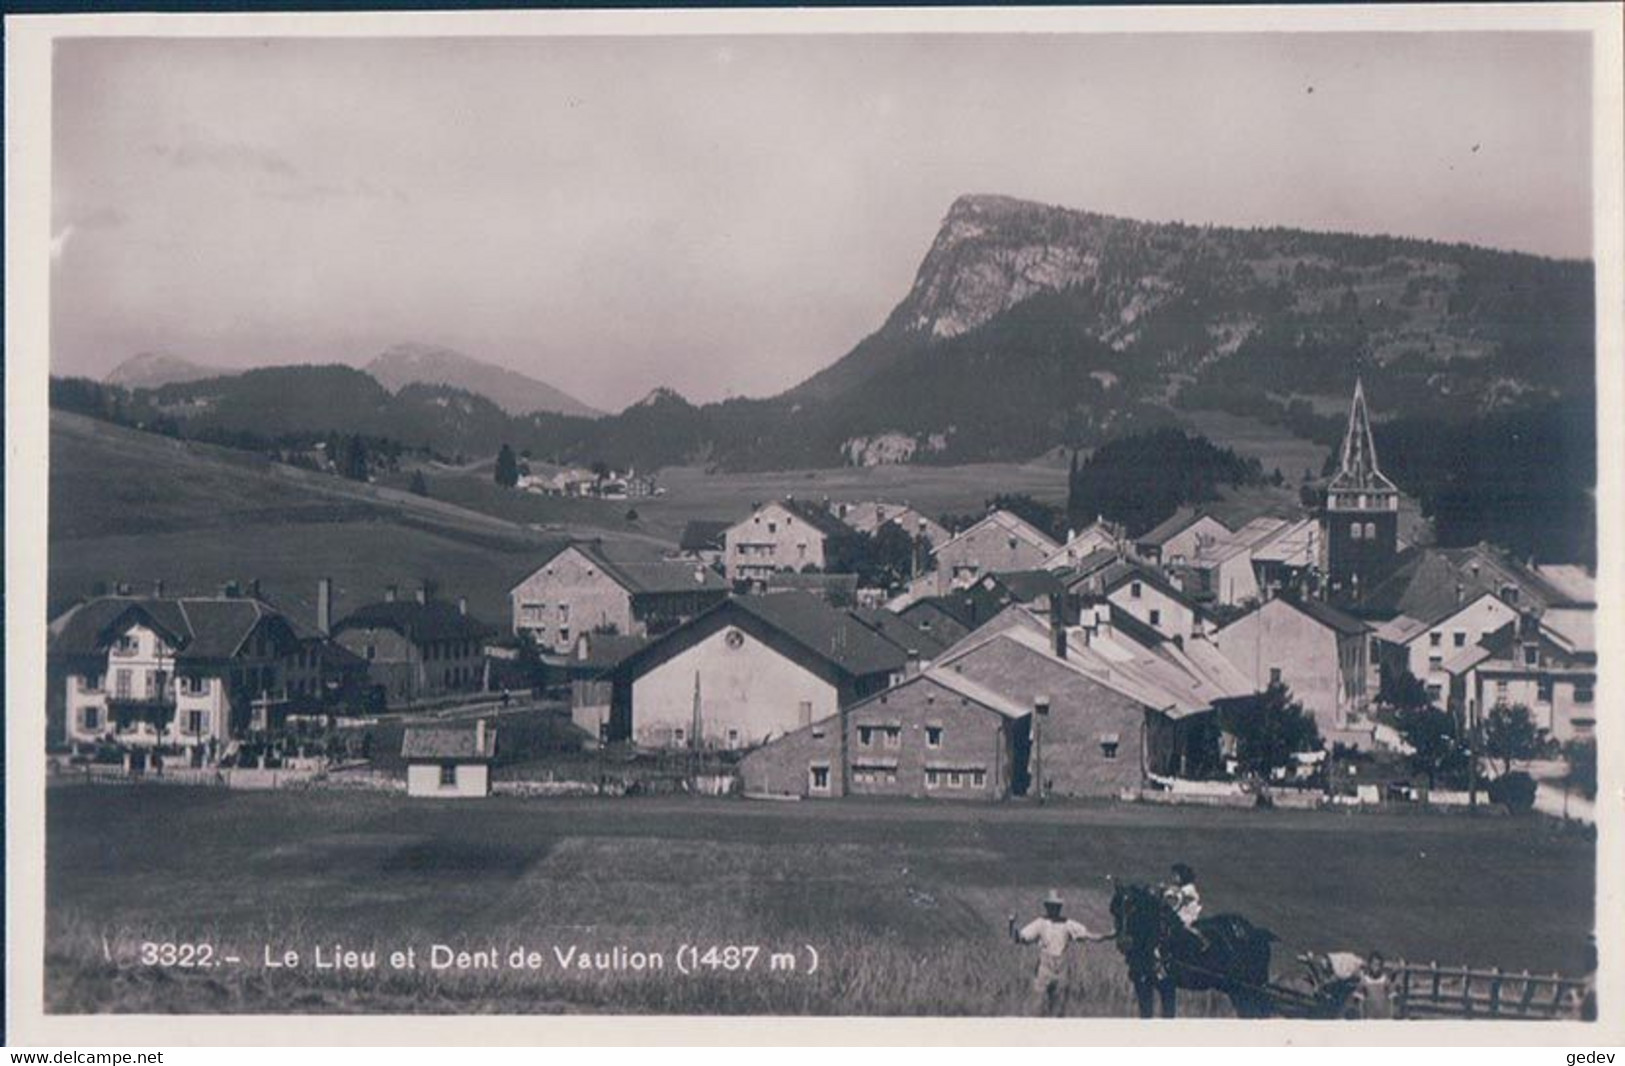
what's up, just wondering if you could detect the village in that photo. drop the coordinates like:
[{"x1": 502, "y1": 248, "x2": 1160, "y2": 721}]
[{"x1": 44, "y1": 381, "x2": 1597, "y2": 821}]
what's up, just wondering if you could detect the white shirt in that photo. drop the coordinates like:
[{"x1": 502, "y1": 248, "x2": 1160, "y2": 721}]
[{"x1": 1019, "y1": 917, "x2": 1093, "y2": 957}]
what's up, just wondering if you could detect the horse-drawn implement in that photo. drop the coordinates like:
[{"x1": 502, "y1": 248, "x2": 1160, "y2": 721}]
[{"x1": 1107, "y1": 881, "x2": 1592, "y2": 1021}]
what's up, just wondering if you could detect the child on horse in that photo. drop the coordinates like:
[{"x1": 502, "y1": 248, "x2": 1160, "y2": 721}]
[{"x1": 1162, "y1": 863, "x2": 1207, "y2": 949}]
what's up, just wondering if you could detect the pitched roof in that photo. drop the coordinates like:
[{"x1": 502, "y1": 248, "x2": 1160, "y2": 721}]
[
  {"x1": 48, "y1": 595, "x2": 313, "y2": 663},
  {"x1": 1249, "y1": 518, "x2": 1320, "y2": 567},
  {"x1": 334, "y1": 599, "x2": 495, "y2": 644},
  {"x1": 731, "y1": 593, "x2": 907, "y2": 677},
  {"x1": 1276, "y1": 595, "x2": 1370, "y2": 637},
  {"x1": 1359, "y1": 544, "x2": 1575, "y2": 624},
  {"x1": 979, "y1": 568, "x2": 1066, "y2": 604},
  {"x1": 777, "y1": 497, "x2": 853, "y2": 538},
  {"x1": 1084, "y1": 559, "x2": 1199, "y2": 613},
  {"x1": 852, "y1": 607, "x2": 950, "y2": 660},
  {"x1": 521, "y1": 541, "x2": 728, "y2": 596},
  {"x1": 900, "y1": 585, "x2": 1009, "y2": 632},
  {"x1": 570, "y1": 633, "x2": 652, "y2": 670},
  {"x1": 1541, "y1": 608, "x2": 1595, "y2": 656},
  {"x1": 936, "y1": 509, "x2": 1061, "y2": 556},
  {"x1": 678, "y1": 520, "x2": 731, "y2": 552},
  {"x1": 1137, "y1": 507, "x2": 1229, "y2": 548},
  {"x1": 401, "y1": 725, "x2": 497, "y2": 761}
]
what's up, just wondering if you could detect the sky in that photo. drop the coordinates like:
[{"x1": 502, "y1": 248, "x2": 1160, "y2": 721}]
[{"x1": 51, "y1": 32, "x2": 1593, "y2": 411}]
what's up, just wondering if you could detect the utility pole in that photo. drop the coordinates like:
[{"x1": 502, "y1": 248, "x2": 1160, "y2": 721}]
[{"x1": 1033, "y1": 695, "x2": 1050, "y2": 803}]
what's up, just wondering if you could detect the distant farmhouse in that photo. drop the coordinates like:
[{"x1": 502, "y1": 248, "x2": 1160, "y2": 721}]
[
  {"x1": 1041, "y1": 517, "x2": 1126, "y2": 571},
  {"x1": 49, "y1": 580, "x2": 364, "y2": 757},
  {"x1": 331, "y1": 585, "x2": 495, "y2": 706},
  {"x1": 931, "y1": 509, "x2": 1060, "y2": 595},
  {"x1": 595, "y1": 592, "x2": 910, "y2": 749},
  {"x1": 724, "y1": 498, "x2": 849, "y2": 584},
  {"x1": 510, "y1": 540, "x2": 728, "y2": 653}
]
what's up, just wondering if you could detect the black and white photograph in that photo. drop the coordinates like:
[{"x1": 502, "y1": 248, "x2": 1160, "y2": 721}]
[{"x1": 5, "y1": 4, "x2": 1622, "y2": 1043}]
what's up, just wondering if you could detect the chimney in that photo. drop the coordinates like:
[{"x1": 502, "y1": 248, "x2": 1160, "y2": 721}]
[
  {"x1": 457, "y1": 596, "x2": 468, "y2": 616},
  {"x1": 153, "y1": 579, "x2": 165, "y2": 598},
  {"x1": 694, "y1": 566, "x2": 706, "y2": 585},
  {"x1": 317, "y1": 578, "x2": 332, "y2": 636},
  {"x1": 385, "y1": 585, "x2": 398, "y2": 603},
  {"x1": 248, "y1": 578, "x2": 262, "y2": 600},
  {"x1": 415, "y1": 586, "x2": 428, "y2": 605},
  {"x1": 1455, "y1": 582, "x2": 1464, "y2": 606},
  {"x1": 1052, "y1": 618, "x2": 1068, "y2": 661},
  {"x1": 905, "y1": 648, "x2": 921, "y2": 677},
  {"x1": 475, "y1": 718, "x2": 487, "y2": 755}
]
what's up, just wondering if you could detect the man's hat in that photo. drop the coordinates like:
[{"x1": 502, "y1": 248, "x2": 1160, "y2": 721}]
[{"x1": 1043, "y1": 889, "x2": 1065, "y2": 907}]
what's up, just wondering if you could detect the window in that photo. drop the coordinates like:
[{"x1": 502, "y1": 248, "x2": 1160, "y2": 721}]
[
  {"x1": 115, "y1": 670, "x2": 132, "y2": 698},
  {"x1": 1099, "y1": 734, "x2": 1121, "y2": 759},
  {"x1": 82, "y1": 707, "x2": 101, "y2": 731},
  {"x1": 727, "y1": 728, "x2": 740, "y2": 748},
  {"x1": 809, "y1": 764, "x2": 830, "y2": 792},
  {"x1": 113, "y1": 634, "x2": 139, "y2": 657},
  {"x1": 768, "y1": 522, "x2": 777, "y2": 534},
  {"x1": 1426, "y1": 683, "x2": 1442, "y2": 701},
  {"x1": 925, "y1": 726, "x2": 943, "y2": 748},
  {"x1": 1501, "y1": 585, "x2": 1520, "y2": 606},
  {"x1": 1495, "y1": 679, "x2": 1509, "y2": 705},
  {"x1": 186, "y1": 710, "x2": 209, "y2": 734},
  {"x1": 1268, "y1": 667, "x2": 1282, "y2": 686},
  {"x1": 948, "y1": 770, "x2": 963, "y2": 789},
  {"x1": 1428, "y1": 655, "x2": 1443, "y2": 672},
  {"x1": 80, "y1": 673, "x2": 104, "y2": 693},
  {"x1": 1574, "y1": 686, "x2": 1594, "y2": 704},
  {"x1": 1364, "y1": 523, "x2": 1377, "y2": 539},
  {"x1": 365, "y1": 644, "x2": 376, "y2": 661},
  {"x1": 811, "y1": 725, "x2": 826, "y2": 740},
  {"x1": 1524, "y1": 645, "x2": 1540, "y2": 667},
  {"x1": 1130, "y1": 581, "x2": 1143, "y2": 599},
  {"x1": 558, "y1": 604, "x2": 571, "y2": 623},
  {"x1": 559, "y1": 627, "x2": 571, "y2": 644},
  {"x1": 883, "y1": 727, "x2": 901, "y2": 749},
  {"x1": 798, "y1": 699, "x2": 812, "y2": 726},
  {"x1": 1537, "y1": 678, "x2": 1554, "y2": 703},
  {"x1": 970, "y1": 769, "x2": 986, "y2": 788},
  {"x1": 858, "y1": 725, "x2": 875, "y2": 748},
  {"x1": 1149, "y1": 609, "x2": 1162, "y2": 627},
  {"x1": 674, "y1": 727, "x2": 686, "y2": 744},
  {"x1": 1350, "y1": 524, "x2": 1363, "y2": 541},
  {"x1": 180, "y1": 676, "x2": 208, "y2": 696},
  {"x1": 1429, "y1": 632, "x2": 1442, "y2": 648},
  {"x1": 439, "y1": 764, "x2": 457, "y2": 787},
  {"x1": 1454, "y1": 632, "x2": 1466, "y2": 648}
]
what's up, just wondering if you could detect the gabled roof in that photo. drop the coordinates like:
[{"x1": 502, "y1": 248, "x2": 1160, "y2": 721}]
[
  {"x1": 1085, "y1": 560, "x2": 1200, "y2": 614},
  {"x1": 849, "y1": 668, "x2": 1033, "y2": 723},
  {"x1": 1249, "y1": 518, "x2": 1320, "y2": 567},
  {"x1": 1541, "y1": 608, "x2": 1595, "y2": 656},
  {"x1": 334, "y1": 599, "x2": 495, "y2": 644},
  {"x1": 852, "y1": 608, "x2": 950, "y2": 660},
  {"x1": 1136, "y1": 508, "x2": 1229, "y2": 548},
  {"x1": 569, "y1": 633, "x2": 652, "y2": 671},
  {"x1": 48, "y1": 595, "x2": 314, "y2": 663},
  {"x1": 899, "y1": 585, "x2": 1009, "y2": 632},
  {"x1": 519, "y1": 540, "x2": 729, "y2": 597},
  {"x1": 934, "y1": 509, "x2": 1060, "y2": 557},
  {"x1": 1232, "y1": 516, "x2": 1291, "y2": 548},
  {"x1": 1531, "y1": 565, "x2": 1596, "y2": 606},
  {"x1": 1360, "y1": 544, "x2": 1572, "y2": 625},
  {"x1": 739, "y1": 497, "x2": 851, "y2": 539},
  {"x1": 678, "y1": 520, "x2": 731, "y2": 552},
  {"x1": 607, "y1": 593, "x2": 907, "y2": 687},
  {"x1": 401, "y1": 725, "x2": 497, "y2": 761},
  {"x1": 1274, "y1": 595, "x2": 1370, "y2": 637},
  {"x1": 979, "y1": 568, "x2": 1066, "y2": 604}
]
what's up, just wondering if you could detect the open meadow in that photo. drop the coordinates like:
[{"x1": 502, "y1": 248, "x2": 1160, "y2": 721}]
[{"x1": 46, "y1": 787, "x2": 1594, "y2": 1016}]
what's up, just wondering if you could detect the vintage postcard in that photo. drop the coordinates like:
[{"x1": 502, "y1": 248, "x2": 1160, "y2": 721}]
[{"x1": 5, "y1": 3, "x2": 1622, "y2": 1046}]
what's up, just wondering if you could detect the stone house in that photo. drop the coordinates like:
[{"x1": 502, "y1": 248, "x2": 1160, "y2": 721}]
[
  {"x1": 1213, "y1": 595, "x2": 1372, "y2": 747},
  {"x1": 931, "y1": 510, "x2": 1060, "y2": 595},
  {"x1": 510, "y1": 541, "x2": 728, "y2": 653},
  {"x1": 1134, "y1": 509, "x2": 1232, "y2": 568},
  {"x1": 331, "y1": 587, "x2": 495, "y2": 706},
  {"x1": 739, "y1": 669, "x2": 1032, "y2": 800},
  {"x1": 403, "y1": 719, "x2": 496, "y2": 798},
  {"x1": 724, "y1": 499, "x2": 850, "y2": 584}
]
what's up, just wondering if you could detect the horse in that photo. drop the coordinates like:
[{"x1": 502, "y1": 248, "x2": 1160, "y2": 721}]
[{"x1": 1109, "y1": 882, "x2": 1277, "y2": 1018}]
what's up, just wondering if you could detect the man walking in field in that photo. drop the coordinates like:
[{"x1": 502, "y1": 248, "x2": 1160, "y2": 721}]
[{"x1": 1009, "y1": 889, "x2": 1112, "y2": 1017}]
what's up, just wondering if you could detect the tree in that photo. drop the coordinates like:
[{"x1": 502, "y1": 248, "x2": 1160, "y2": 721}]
[
  {"x1": 1217, "y1": 683, "x2": 1324, "y2": 780},
  {"x1": 494, "y1": 444, "x2": 519, "y2": 488},
  {"x1": 987, "y1": 493, "x2": 1064, "y2": 541},
  {"x1": 624, "y1": 508, "x2": 640, "y2": 524},
  {"x1": 1564, "y1": 738, "x2": 1597, "y2": 801},
  {"x1": 1394, "y1": 705, "x2": 1472, "y2": 789},
  {"x1": 341, "y1": 434, "x2": 369, "y2": 482},
  {"x1": 1378, "y1": 667, "x2": 1433, "y2": 713},
  {"x1": 1483, "y1": 703, "x2": 1546, "y2": 775},
  {"x1": 408, "y1": 471, "x2": 429, "y2": 497}
]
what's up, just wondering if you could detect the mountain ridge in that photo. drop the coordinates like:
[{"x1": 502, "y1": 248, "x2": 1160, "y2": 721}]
[{"x1": 365, "y1": 343, "x2": 603, "y2": 419}]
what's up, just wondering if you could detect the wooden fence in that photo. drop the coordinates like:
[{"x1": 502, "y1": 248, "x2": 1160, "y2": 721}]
[{"x1": 1392, "y1": 960, "x2": 1590, "y2": 1020}]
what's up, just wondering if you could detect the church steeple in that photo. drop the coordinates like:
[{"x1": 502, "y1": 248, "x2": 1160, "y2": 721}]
[
  {"x1": 1330, "y1": 378, "x2": 1396, "y2": 495},
  {"x1": 1324, "y1": 377, "x2": 1399, "y2": 601}
]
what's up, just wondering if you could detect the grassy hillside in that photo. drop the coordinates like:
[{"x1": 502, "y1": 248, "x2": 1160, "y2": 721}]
[{"x1": 47, "y1": 412, "x2": 664, "y2": 625}]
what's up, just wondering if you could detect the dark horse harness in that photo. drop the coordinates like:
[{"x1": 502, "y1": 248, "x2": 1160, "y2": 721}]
[{"x1": 1110, "y1": 882, "x2": 1278, "y2": 1018}]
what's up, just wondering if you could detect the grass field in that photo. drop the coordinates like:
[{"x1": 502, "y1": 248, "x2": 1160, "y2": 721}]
[{"x1": 46, "y1": 788, "x2": 1594, "y2": 1016}]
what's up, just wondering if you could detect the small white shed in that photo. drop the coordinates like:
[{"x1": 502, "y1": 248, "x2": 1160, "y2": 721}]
[{"x1": 402, "y1": 719, "x2": 497, "y2": 798}]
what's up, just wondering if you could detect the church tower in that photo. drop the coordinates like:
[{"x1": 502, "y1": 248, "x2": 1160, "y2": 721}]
[{"x1": 1324, "y1": 379, "x2": 1399, "y2": 599}]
